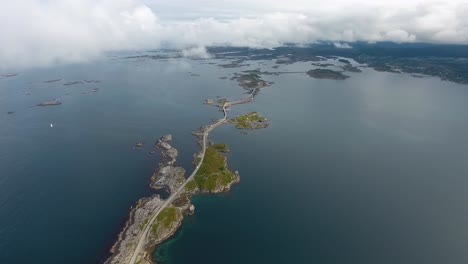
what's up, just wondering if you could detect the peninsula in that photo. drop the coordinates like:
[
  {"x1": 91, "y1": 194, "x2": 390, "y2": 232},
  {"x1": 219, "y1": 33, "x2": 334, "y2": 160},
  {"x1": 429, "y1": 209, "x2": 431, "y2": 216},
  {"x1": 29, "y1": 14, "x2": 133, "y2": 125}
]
[{"x1": 106, "y1": 74, "x2": 269, "y2": 264}]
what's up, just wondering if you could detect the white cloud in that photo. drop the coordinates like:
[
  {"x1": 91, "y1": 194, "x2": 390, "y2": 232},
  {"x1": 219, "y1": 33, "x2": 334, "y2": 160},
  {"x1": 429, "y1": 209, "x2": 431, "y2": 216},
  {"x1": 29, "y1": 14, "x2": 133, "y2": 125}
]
[
  {"x1": 181, "y1": 46, "x2": 212, "y2": 59},
  {"x1": 1, "y1": 0, "x2": 468, "y2": 69},
  {"x1": 333, "y1": 42, "x2": 352, "y2": 49},
  {"x1": 0, "y1": 0, "x2": 159, "y2": 69}
]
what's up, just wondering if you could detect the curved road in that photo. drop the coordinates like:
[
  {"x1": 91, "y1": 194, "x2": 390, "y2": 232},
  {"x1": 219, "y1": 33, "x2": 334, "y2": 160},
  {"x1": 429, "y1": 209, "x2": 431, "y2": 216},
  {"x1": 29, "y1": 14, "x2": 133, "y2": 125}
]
[{"x1": 129, "y1": 90, "x2": 255, "y2": 264}]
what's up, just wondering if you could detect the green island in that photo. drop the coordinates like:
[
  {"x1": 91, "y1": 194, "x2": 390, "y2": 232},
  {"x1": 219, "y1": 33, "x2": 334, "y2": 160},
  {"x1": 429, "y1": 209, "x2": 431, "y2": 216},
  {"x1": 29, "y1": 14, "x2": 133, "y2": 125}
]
[
  {"x1": 229, "y1": 112, "x2": 269, "y2": 129},
  {"x1": 306, "y1": 69, "x2": 350, "y2": 80},
  {"x1": 193, "y1": 143, "x2": 238, "y2": 192},
  {"x1": 233, "y1": 73, "x2": 271, "y2": 90}
]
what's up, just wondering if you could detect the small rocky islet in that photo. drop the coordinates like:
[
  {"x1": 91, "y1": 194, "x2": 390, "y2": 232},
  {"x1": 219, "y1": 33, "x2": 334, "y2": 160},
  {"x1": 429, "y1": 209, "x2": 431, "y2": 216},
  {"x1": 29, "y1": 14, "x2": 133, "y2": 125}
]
[
  {"x1": 43, "y1": 79, "x2": 62, "y2": 83},
  {"x1": 63, "y1": 80, "x2": 101, "y2": 86},
  {"x1": 36, "y1": 99, "x2": 62, "y2": 107},
  {"x1": 81, "y1": 88, "x2": 99, "y2": 95},
  {"x1": 229, "y1": 112, "x2": 269, "y2": 129},
  {"x1": 1, "y1": 73, "x2": 18, "y2": 78}
]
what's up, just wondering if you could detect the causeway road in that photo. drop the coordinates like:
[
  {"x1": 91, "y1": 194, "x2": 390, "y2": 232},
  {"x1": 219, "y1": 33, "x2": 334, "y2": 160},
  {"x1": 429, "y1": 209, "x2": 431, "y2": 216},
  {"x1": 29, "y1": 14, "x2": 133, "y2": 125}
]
[{"x1": 129, "y1": 89, "x2": 255, "y2": 264}]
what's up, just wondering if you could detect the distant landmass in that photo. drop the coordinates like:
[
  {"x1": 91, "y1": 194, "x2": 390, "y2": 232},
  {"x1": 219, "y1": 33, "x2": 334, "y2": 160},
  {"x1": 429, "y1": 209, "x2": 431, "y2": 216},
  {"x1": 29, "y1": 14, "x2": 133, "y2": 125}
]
[{"x1": 207, "y1": 42, "x2": 468, "y2": 85}]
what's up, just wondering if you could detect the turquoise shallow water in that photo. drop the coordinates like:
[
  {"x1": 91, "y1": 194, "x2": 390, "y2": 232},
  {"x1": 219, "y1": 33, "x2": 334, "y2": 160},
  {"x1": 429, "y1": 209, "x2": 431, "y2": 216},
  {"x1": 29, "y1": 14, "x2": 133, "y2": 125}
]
[{"x1": 1, "y1": 54, "x2": 468, "y2": 263}]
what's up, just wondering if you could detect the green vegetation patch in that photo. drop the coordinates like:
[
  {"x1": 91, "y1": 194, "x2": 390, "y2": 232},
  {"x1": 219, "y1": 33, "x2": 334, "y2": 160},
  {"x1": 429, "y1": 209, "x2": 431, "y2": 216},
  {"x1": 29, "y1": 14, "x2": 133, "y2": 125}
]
[
  {"x1": 229, "y1": 112, "x2": 269, "y2": 129},
  {"x1": 212, "y1": 143, "x2": 229, "y2": 152},
  {"x1": 185, "y1": 180, "x2": 198, "y2": 191},
  {"x1": 194, "y1": 144, "x2": 236, "y2": 192},
  {"x1": 157, "y1": 207, "x2": 177, "y2": 228},
  {"x1": 151, "y1": 207, "x2": 178, "y2": 237},
  {"x1": 151, "y1": 222, "x2": 159, "y2": 237}
]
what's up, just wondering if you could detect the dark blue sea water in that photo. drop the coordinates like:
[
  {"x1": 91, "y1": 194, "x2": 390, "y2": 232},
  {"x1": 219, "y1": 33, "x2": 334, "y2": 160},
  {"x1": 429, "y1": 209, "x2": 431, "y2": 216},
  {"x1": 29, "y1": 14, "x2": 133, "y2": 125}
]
[{"x1": 1, "y1": 54, "x2": 468, "y2": 264}]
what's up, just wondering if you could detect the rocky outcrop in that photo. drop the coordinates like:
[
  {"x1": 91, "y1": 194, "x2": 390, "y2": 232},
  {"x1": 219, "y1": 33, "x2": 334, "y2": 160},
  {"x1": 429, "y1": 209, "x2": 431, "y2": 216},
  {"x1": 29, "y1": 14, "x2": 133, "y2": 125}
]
[
  {"x1": 106, "y1": 135, "x2": 187, "y2": 264},
  {"x1": 36, "y1": 99, "x2": 62, "y2": 106},
  {"x1": 152, "y1": 135, "x2": 185, "y2": 192},
  {"x1": 1, "y1": 73, "x2": 18, "y2": 77},
  {"x1": 160, "y1": 134, "x2": 172, "y2": 142},
  {"x1": 106, "y1": 196, "x2": 164, "y2": 264}
]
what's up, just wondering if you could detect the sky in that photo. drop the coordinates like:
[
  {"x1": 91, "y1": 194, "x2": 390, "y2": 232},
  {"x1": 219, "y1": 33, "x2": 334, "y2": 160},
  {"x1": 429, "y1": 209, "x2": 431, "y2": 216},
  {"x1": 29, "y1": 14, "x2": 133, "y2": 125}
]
[{"x1": 1, "y1": 0, "x2": 468, "y2": 69}]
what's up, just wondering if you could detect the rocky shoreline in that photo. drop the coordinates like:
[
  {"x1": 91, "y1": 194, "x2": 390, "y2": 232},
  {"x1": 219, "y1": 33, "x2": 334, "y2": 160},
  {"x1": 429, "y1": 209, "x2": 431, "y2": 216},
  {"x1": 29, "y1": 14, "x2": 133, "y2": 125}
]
[
  {"x1": 105, "y1": 135, "x2": 185, "y2": 264},
  {"x1": 106, "y1": 133, "x2": 239, "y2": 264}
]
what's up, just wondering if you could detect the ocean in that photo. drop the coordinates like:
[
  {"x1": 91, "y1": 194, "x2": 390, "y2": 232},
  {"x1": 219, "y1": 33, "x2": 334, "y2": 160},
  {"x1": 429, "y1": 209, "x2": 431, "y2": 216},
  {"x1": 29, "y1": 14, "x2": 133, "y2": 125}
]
[{"x1": 1, "y1": 53, "x2": 468, "y2": 263}]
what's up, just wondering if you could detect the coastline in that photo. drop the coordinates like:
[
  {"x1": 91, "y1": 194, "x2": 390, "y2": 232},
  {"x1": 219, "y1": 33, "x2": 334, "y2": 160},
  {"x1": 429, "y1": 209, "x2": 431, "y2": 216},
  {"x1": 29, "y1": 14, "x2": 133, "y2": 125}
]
[{"x1": 105, "y1": 137, "x2": 241, "y2": 264}]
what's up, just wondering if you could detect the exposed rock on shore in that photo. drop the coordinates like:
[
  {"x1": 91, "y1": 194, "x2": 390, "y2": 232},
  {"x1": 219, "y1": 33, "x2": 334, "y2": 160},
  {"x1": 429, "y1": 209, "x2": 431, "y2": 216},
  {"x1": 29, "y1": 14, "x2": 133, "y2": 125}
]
[
  {"x1": 44, "y1": 79, "x2": 62, "y2": 83},
  {"x1": 36, "y1": 99, "x2": 62, "y2": 106},
  {"x1": 106, "y1": 135, "x2": 187, "y2": 264},
  {"x1": 1, "y1": 73, "x2": 18, "y2": 78},
  {"x1": 107, "y1": 135, "x2": 238, "y2": 264},
  {"x1": 82, "y1": 88, "x2": 99, "y2": 95},
  {"x1": 152, "y1": 134, "x2": 184, "y2": 192},
  {"x1": 204, "y1": 99, "x2": 215, "y2": 104},
  {"x1": 63, "y1": 81, "x2": 83, "y2": 86},
  {"x1": 106, "y1": 196, "x2": 164, "y2": 264}
]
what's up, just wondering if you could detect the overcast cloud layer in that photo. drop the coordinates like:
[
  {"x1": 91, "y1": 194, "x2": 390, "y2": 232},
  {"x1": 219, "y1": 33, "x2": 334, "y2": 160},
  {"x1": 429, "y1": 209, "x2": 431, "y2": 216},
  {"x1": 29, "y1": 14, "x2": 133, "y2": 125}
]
[{"x1": 1, "y1": 0, "x2": 468, "y2": 69}]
